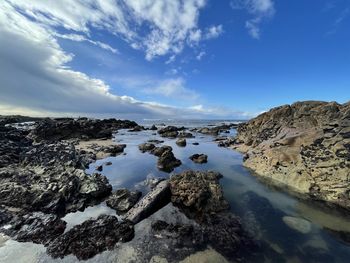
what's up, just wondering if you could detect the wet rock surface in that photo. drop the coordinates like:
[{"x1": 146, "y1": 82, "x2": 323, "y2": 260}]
[
  {"x1": 106, "y1": 189, "x2": 142, "y2": 214},
  {"x1": 4, "y1": 212, "x2": 66, "y2": 245},
  {"x1": 169, "y1": 170, "x2": 229, "y2": 220},
  {"x1": 158, "y1": 126, "x2": 184, "y2": 138},
  {"x1": 157, "y1": 150, "x2": 182, "y2": 172},
  {"x1": 125, "y1": 180, "x2": 171, "y2": 224},
  {"x1": 189, "y1": 153, "x2": 208, "y2": 164},
  {"x1": 139, "y1": 142, "x2": 156, "y2": 152},
  {"x1": 47, "y1": 215, "x2": 135, "y2": 260},
  {"x1": 176, "y1": 138, "x2": 186, "y2": 147},
  {"x1": 232, "y1": 101, "x2": 350, "y2": 210},
  {"x1": 31, "y1": 118, "x2": 138, "y2": 141}
]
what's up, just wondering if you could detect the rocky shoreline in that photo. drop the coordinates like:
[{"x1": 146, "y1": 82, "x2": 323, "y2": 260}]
[
  {"x1": 0, "y1": 116, "x2": 253, "y2": 262},
  {"x1": 228, "y1": 101, "x2": 350, "y2": 211}
]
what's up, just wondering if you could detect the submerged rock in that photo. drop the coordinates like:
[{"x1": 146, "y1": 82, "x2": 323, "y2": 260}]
[
  {"x1": 283, "y1": 216, "x2": 312, "y2": 234},
  {"x1": 176, "y1": 138, "x2": 186, "y2": 147},
  {"x1": 232, "y1": 101, "x2": 350, "y2": 209},
  {"x1": 47, "y1": 215, "x2": 134, "y2": 260},
  {"x1": 106, "y1": 189, "x2": 142, "y2": 214},
  {"x1": 169, "y1": 170, "x2": 229, "y2": 219},
  {"x1": 189, "y1": 154, "x2": 208, "y2": 164},
  {"x1": 125, "y1": 180, "x2": 171, "y2": 224}
]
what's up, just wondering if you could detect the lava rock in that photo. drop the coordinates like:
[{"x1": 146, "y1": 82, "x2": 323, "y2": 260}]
[{"x1": 47, "y1": 215, "x2": 134, "y2": 260}]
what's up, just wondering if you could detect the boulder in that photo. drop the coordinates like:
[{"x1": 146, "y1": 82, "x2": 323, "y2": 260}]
[
  {"x1": 169, "y1": 170, "x2": 229, "y2": 219},
  {"x1": 189, "y1": 154, "x2": 208, "y2": 164},
  {"x1": 158, "y1": 126, "x2": 182, "y2": 138},
  {"x1": 176, "y1": 138, "x2": 186, "y2": 147},
  {"x1": 125, "y1": 180, "x2": 171, "y2": 224},
  {"x1": 138, "y1": 143, "x2": 156, "y2": 153},
  {"x1": 47, "y1": 215, "x2": 134, "y2": 260},
  {"x1": 157, "y1": 150, "x2": 182, "y2": 172},
  {"x1": 151, "y1": 145, "x2": 173, "y2": 157},
  {"x1": 106, "y1": 189, "x2": 142, "y2": 214}
]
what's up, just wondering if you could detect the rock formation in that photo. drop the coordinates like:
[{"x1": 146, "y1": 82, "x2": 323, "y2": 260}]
[{"x1": 232, "y1": 101, "x2": 350, "y2": 210}]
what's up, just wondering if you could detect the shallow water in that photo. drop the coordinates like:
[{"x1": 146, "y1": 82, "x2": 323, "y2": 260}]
[{"x1": 1, "y1": 125, "x2": 350, "y2": 263}]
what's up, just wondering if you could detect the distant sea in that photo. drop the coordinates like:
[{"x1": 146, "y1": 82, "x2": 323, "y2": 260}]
[{"x1": 137, "y1": 119, "x2": 246, "y2": 128}]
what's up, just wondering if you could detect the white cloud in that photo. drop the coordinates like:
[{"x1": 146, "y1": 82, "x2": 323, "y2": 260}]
[
  {"x1": 230, "y1": 0, "x2": 275, "y2": 39},
  {"x1": 143, "y1": 78, "x2": 199, "y2": 100},
  {"x1": 196, "y1": 51, "x2": 206, "y2": 60},
  {"x1": 205, "y1": 25, "x2": 224, "y2": 39}
]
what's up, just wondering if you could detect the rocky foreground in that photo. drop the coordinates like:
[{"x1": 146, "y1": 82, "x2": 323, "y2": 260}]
[
  {"x1": 0, "y1": 116, "x2": 253, "y2": 262},
  {"x1": 230, "y1": 101, "x2": 350, "y2": 210}
]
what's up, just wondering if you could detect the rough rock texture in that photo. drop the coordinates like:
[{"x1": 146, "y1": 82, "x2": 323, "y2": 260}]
[
  {"x1": 189, "y1": 154, "x2": 208, "y2": 164},
  {"x1": 151, "y1": 145, "x2": 173, "y2": 157},
  {"x1": 197, "y1": 124, "x2": 236, "y2": 136},
  {"x1": 31, "y1": 118, "x2": 138, "y2": 141},
  {"x1": 106, "y1": 189, "x2": 142, "y2": 214},
  {"x1": 4, "y1": 212, "x2": 66, "y2": 245},
  {"x1": 176, "y1": 138, "x2": 186, "y2": 147},
  {"x1": 157, "y1": 150, "x2": 182, "y2": 172},
  {"x1": 232, "y1": 101, "x2": 350, "y2": 210},
  {"x1": 158, "y1": 126, "x2": 184, "y2": 138},
  {"x1": 0, "y1": 165, "x2": 111, "y2": 215},
  {"x1": 169, "y1": 170, "x2": 229, "y2": 220},
  {"x1": 47, "y1": 215, "x2": 134, "y2": 260},
  {"x1": 138, "y1": 143, "x2": 156, "y2": 153},
  {"x1": 125, "y1": 180, "x2": 171, "y2": 224},
  {"x1": 178, "y1": 132, "x2": 194, "y2": 138}
]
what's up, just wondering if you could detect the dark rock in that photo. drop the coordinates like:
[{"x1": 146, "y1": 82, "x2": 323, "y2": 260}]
[
  {"x1": 4, "y1": 212, "x2": 66, "y2": 245},
  {"x1": 169, "y1": 170, "x2": 229, "y2": 220},
  {"x1": 103, "y1": 144, "x2": 126, "y2": 156},
  {"x1": 158, "y1": 126, "x2": 182, "y2": 138},
  {"x1": 104, "y1": 161, "x2": 112, "y2": 166},
  {"x1": 128, "y1": 125, "x2": 144, "y2": 132},
  {"x1": 96, "y1": 165, "x2": 103, "y2": 172},
  {"x1": 106, "y1": 189, "x2": 142, "y2": 214},
  {"x1": 192, "y1": 142, "x2": 199, "y2": 145},
  {"x1": 176, "y1": 138, "x2": 186, "y2": 147},
  {"x1": 125, "y1": 180, "x2": 171, "y2": 224},
  {"x1": 178, "y1": 132, "x2": 194, "y2": 138},
  {"x1": 150, "y1": 125, "x2": 158, "y2": 131},
  {"x1": 138, "y1": 143, "x2": 156, "y2": 153},
  {"x1": 151, "y1": 145, "x2": 173, "y2": 157},
  {"x1": 47, "y1": 215, "x2": 134, "y2": 260},
  {"x1": 147, "y1": 139, "x2": 164, "y2": 144},
  {"x1": 189, "y1": 154, "x2": 208, "y2": 164},
  {"x1": 157, "y1": 150, "x2": 182, "y2": 172},
  {"x1": 31, "y1": 118, "x2": 138, "y2": 141}
]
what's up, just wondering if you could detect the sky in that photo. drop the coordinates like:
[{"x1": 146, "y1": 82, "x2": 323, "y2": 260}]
[{"x1": 0, "y1": 0, "x2": 349, "y2": 120}]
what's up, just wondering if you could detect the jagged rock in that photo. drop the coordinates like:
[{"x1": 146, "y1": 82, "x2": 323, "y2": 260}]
[
  {"x1": 158, "y1": 126, "x2": 183, "y2": 138},
  {"x1": 176, "y1": 138, "x2": 186, "y2": 147},
  {"x1": 106, "y1": 189, "x2": 142, "y2": 214},
  {"x1": 189, "y1": 154, "x2": 208, "y2": 164},
  {"x1": 157, "y1": 150, "x2": 182, "y2": 172},
  {"x1": 0, "y1": 166, "x2": 111, "y2": 215},
  {"x1": 125, "y1": 180, "x2": 171, "y2": 224},
  {"x1": 31, "y1": 118, "x2": 138, "y2": 141},
  {"x1": 150, "y1": 125, "x2": 158, "y2": 131},
  {"x1": 139, "y1": 143, "x2": 156, "y2": 153},
  {"x1": 47, "y1": 215, "x2": 134, "y2": 260},
  {"x1": 232, "y1": 101, "x2": 350, "y2": 210},
  {"x1": 151, "y1": 145, "x2": 173, "y2": 157},
  {"x1": 128, "y1": 125, "x2": 144, "y2": 132},
  {"x1": 4, "y1": 212, "x2": 66, "y2": 245},
  {"x1": 169, "y1": 170, "x2": 229, "y2": 219}
]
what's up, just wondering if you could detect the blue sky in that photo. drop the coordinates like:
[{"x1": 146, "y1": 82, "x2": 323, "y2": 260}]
[{"x1": 0, "y1": 0, "x2": 349, "y2": 119}]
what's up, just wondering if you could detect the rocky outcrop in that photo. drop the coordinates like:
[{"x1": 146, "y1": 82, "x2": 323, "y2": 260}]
[
  {"x1": 189, "y1": 154, "x2": 208, "y2": 164},
  {"x1": 106, "y1": 189, "x2": 142, "y2": 214},
  {"x1": 197, "y1": 124, "x2": 236, "y2": 136},
  {"x1": 157, "y1": 150, "x2": 182, "y2": 172},
  {"x1": 125, "y1": 180, "x2": 171, "y2": 224},
  {"x1": 4, "y1": 212, "x2": 66, "y2": 245},
  {"x1": 232, "y1": 101, "x2": 350, "y2": 210},
  {"x1": 31, "y1": 118, "x2": 138, "y2": 141},
  {"x1": 47, "y1": 215, "x2": 134, "y2": 260},
  {"x1": 158, "y1": 126, "x2": 184, "y2": 138},
  {"x1": 138, "y1": 143, "x2": 156, "y2": 153},
  {"x1": 169, "y1": 170, "x2": 229, "y2": 220}
]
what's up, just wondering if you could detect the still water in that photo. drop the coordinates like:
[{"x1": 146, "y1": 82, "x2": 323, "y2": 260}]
[{"x1": 1, "y1": 123, "x2": 350, "y2": 262}]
